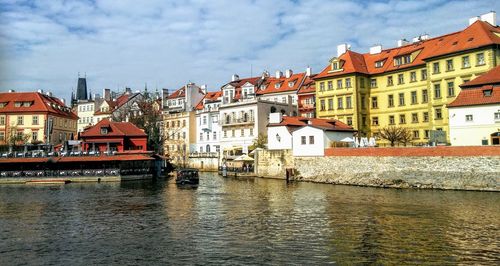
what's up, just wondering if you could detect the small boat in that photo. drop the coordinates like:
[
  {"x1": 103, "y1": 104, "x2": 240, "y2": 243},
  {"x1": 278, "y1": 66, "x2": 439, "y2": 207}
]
[{"x1": 175, "y1": 168, "x2": 199, "y2": 185}]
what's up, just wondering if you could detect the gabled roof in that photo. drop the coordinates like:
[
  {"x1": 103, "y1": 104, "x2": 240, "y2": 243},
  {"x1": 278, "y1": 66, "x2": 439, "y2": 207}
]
[
  {"x1": 195, "y1": 91, "x2": 222, "y2": 110},
  {"x1": 80, "y1": 118, "x2": 146, "y2": 137},
  {"x1": 0, "y1": 92, "x2": 78, "y2": 119},
  {"x1": 448, "y1": 85, "x2": 500, "y2": 108},
  {"x1": 256, "y1": 72, "x2": 306, "y2": 95},
  {"x1": 298, "y1": 74, "x2": 317, "y2": 94},
  {"x1": 221, "y1": 76, "x2": 263, "y2": 101},
  {"x1": 268, "y1": 116, "x2": 355, "y2": 132},
  {"x1": 460, "y1": 65, "x2": 500, "y2": 88},
  {"x1": 315, "y1": 20, "x2": 500, "y2": 79},
  {"x1": 167, "y1": 84, "x2": 204, "y2": 100}
]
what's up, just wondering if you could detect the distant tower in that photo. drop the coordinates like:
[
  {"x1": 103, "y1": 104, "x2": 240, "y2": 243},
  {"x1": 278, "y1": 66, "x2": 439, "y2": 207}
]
[{"x1": 76, "y1": 76, "x2": 88, "y2": 101}]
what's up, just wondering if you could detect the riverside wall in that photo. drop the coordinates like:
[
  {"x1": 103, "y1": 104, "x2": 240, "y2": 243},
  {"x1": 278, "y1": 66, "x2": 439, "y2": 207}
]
[{"x1": 255, "y1": 147, "x2": 500, "y2": 191}]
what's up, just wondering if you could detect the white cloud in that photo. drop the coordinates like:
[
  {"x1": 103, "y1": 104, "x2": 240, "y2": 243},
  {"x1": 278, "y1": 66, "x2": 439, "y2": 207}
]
[{"x1": 0, "y1": 0, "x2": 499, "y2": 101}]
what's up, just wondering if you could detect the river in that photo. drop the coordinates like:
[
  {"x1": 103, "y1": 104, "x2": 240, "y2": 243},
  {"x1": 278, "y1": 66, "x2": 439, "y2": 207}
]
[{"x1": 0, "y1": 173, "x2": 498, "y2": 265}]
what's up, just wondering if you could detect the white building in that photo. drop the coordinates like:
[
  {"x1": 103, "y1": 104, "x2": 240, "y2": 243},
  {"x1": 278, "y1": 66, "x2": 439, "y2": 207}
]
[
  {"x1": 267, "y1": 113, "x2": 356, "y2": 156},
  {"x1": 448, "y1": 66, "x2": 500, "y2": 146},
  {"x1": 194, "y1": 91, "x2": 222, "y2": 153}
]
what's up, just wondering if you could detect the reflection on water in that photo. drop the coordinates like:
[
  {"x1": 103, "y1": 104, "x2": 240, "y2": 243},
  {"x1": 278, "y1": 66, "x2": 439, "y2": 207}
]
[{"x1": 0, "y1": 173, "x2": 498, "y2": 265}]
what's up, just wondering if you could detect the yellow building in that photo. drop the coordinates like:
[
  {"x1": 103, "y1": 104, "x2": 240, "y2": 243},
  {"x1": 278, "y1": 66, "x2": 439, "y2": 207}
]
[
  {"x1": 0, "y1": 91, "x2": 78, "y2": 146},
  {"x1": 314, "y1": 15, "x2": 500, "y2": 145}
]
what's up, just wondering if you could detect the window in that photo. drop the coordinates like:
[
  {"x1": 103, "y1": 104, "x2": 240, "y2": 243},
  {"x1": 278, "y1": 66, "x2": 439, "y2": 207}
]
[
  {"x1": 422, "y1": 89, "x2": 429, "y2": 103},
  {"x1": 337, "y1": 97, "x2": 343, "y2": 109},
  {"x1": 433, "y1": 62, "x2": 440, "y2": 74},
  {"x1": 425, "y1": 130, "x2": 430, "y2": 139},
  {"x1": 14, "y1": 102, "x2": 21, "y2": 107},
  {"x1": 411, "y1": 91, "x2": 417, "y2": 104},
  {"x1": 398, "y1": 74, "x2": 404, "y2": 84},
  {"x1": 388, "y1": 95, "x2": 394, "y2": 107},
  {"x1": 345, "y1": 78, "x2": 352, "y2": 88},
  {"x1": 412, "y1": 130, "x2": 420, "y2": 139},
  {"x1": 223, "y1": 130, "x2": 227, "y2": 138},
  {"x1": 182, "y1": 132, "x2": 186, "y2": 139},
  {"x1": 483, "y1": 89, "x2": 493, "y2": 97},
  {"x1": 231, "y1": 130, "x2": 235, "y2": 137},
  {"x1": 423, "y1": 112, "x2": 429, "y2": 122},
  {"x1": 199, "y1": 133, "x2": 203, "y2": 141},
  {"x1": 476, "y1": 53, "x2": 485, "y2": 65},
  {"x1": 389, "y1": 115, "x2": 395, "y2": 125},
  {"x1": 446, "y1": 59, "x2": 454, "y2": 71},
  {"x1": 100, "y1": 127, "x2": 108, "y2": 134},
  {"x1": 239, "y1": 129, "x2": 243, "y2": 137},
  {"x1": 372, "y1": 116, "x2": 379, "y2": 126},
  {"x1": 346, "y1": 96, "x2": 352, "y2": 109},
  {"x1": 250, "y1": 128, "x2": 254, "y2": 136},
  {"x1": 328, "y1": 98, "x2": 333, "y2": 110},
  {"x1": 17, "y1": 116, "x2": 23, "y2": 125},
  {"x1": 362, "y1": 116, "x2": 367, "y2": 126},
  {"x1": 332, "y1": 62, "x2": 339, "y2": 70},
  {"x1": 370, "y1": 79, "x2": 377, "y2": 88},
  {"x1": 421, "y1": 69, "x2": 427, "y2": 80},
  {"x1": 319, "y1": 81, "x2": 328, "y2": 91},
  {"x1": 399, "y1": 114, "x2": 406, "y2": 124},
  {"x1": 337, "y1": 80, "x2": 343, "y2": 89},
  {"x1": 309, "y1": 136, "x2": 314, "y2": 144},
  {"x1": 182, "y1": 120, "x2": 186, "y2": 127},
  {"x1": 434, "y1": 84, "x2": 441, "y2": 98},
  {"x1": 494, "y1": 112, "x2": 500, "y2": 121},
  {"x1": 462, "y1": 56, "x2": 470, "y2": 68},
  {"x1": 0, "y1": 132, "x2": 4, "y2": 141},
  {"x1": 412, "y1": 113, "x2": 418, "y2": 123},
  {"x1": 398, "y1": 93, "x2": 405, "y2": 106},
  {"x1": 0, "y1": 116, "x2": 5, "y2": 125},
  {"x1": 202, "y1": 116, "x2": 207, "y2": 125},
  {"x1": 361, "y1": 96, "x2": 366, "y2": 109},
  {"x1": 375, "y1": 60, "x2": 384, "y2": 68},
  {"x1": 320, "y1": 82, "x2": 325, "y2": 91},
  {"x1": 410, "y1": 71, "x2": 417, "y2": 82},
  {"x1": 371, "y1": 97, "x2": 378, "y2": 108},
  {"x1": 213, "y1": 132, "x2": 217, "y2": 140},
  {"x1": 32, "y1": 131, "x2": 38, "y2": 141},
  {"x1": 320, "y1": 100, "x2": 325, "y2": 111},
  {"x1": 301, "y1": 136, "x2": 306, "y2": 145},
  {"x1": 435, "y1": 108, "x2": 442, "y2": 119},
  {"x1": 387, "y1": 76, "x2": 393, "y2": 86},
  {"x1": 465, "y1": 115, "x2": 473, "y2": 122},
  {"x1": 360, "y1": 78, "x2": 365, "y2": 88},
  {"x1": 347, "y1": 117, "x2": 353, "y2": 126},
  {"x1": 447, "y1": 82, "x2": 455, "y2": 97}
]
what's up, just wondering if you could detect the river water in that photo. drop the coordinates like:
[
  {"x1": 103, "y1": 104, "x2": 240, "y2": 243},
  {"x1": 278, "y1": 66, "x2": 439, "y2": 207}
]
[{"x1": 0, "y1": 173, "x2": 498, "y2": 265}]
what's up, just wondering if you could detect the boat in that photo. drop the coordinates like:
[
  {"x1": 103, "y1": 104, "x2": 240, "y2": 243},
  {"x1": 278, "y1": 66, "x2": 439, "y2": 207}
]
[{"x1": 175, "y1": 168, "x2": 199, "y2": 185}]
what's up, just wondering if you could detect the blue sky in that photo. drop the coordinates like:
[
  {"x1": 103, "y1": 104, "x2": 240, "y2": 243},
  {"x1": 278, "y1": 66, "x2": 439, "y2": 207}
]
[{"x1": 0, "y1": 0, "x2": 499, "y2": 101}]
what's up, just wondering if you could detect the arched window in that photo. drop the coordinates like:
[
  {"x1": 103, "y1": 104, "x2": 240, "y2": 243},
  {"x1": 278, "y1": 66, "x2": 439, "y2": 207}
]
[
  {"x1": 206, "y1": 145, "x2": 211, "y2": 152},
  {"x1": 243, "y1": 112, "x2": 248, "y2": 122},
  {"x1": 226, "y1": 115, "x2": 230, "y2": 124}
]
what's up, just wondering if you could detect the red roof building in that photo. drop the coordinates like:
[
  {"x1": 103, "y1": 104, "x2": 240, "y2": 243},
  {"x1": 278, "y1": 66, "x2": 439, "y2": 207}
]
[
  {"x1": 297, "y1": 74, "x2": 317, "y2": 118},
  {"x1": 80, "y1": 118, "x2": 147, "y2": 152}
]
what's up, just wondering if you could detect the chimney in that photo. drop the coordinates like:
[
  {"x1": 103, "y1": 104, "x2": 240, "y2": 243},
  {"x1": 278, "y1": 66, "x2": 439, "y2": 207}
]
[
  {"x1": 200, "y1": 84, "x2": 207, "y2": 94},
  {"x1": 275, "y1": 70, "x2": 283, "y2": 79},
  {"x1": 397, "y1": 39, "x2": 410, "y2": 47},
  {"x1": 369, "y1": 44, "x2": 382, "y2": 54},
  {"x1": 480, "y1": 11, "x2": 496, "y2": 26},
  {"x1": 125, "y1": 87, "x2": 132, "y2": 95},
  {"x1": 261, "y1": 70, "x2": 269, "y2": 79},
  {"x1": 306, "y1": 67, "x2": 312, "y2": 77},
  {"x1": 420, "y1": 34, "x2": 430, "y2": 40},
  {"x1": 46, "y1": 91, "x2": 52, "y2": 97},
  {"x1": 103, "y1": 88, "x2": 111, "y2": 101},
  {"x1": 8, "y1": 89, "x2": 15, "y2": 93},
  {"x1": 37, "y1": 89, "x2": 44, "y2": 94},
  {"x1": 61, "y1": 98, "x2": 66, "y2": 105},
  {"x1": 337, "y1": 43, "x2": 350, "y2": 57},
  {"x1": 162, "y1": 88, "x2": 169, "y2": 98},
  {"x1": 269, "y1": 112, "x2": 282, "y2": 124},
  {"x1": 285, "y1": 69, "x2": 293, "y2": 78},
  {"x1": 231, "y1": 74, "x2": 239, "y2": 82}
]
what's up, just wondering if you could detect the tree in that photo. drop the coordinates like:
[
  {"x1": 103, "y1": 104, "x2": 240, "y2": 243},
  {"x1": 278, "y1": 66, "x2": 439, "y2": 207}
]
[
  {"x1": 129, "y1": 96, "x2": 164, "y2": 154},
  {"x1": 7, "y1": 126, "x2": 30, "y2": 146},
  {"x1": 378, "y1": 126, "x2": 413, "y2": 147},
  {"x1": 249, "y1": 133, "x2": 267, "y2": 150}
]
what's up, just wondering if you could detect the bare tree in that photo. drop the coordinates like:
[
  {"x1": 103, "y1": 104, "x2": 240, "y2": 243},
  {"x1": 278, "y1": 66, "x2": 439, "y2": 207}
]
[{"x1": 379, "y1": 126, "x2": 413, "y2": 147}]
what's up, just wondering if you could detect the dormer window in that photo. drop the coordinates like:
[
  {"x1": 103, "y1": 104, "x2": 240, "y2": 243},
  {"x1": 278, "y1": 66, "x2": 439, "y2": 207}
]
[
  {"x1": 329, "y1": 58, "x2": 344, "y2": 72},
  {"x1": 375, "y1": 60, "x2": 384, "y2": 68},
  {"x1": 14, "y1": 102, "x2": 22, "y2": 107},
  {"x1": 288, "y1": 81, "x2": 295, "y2": 87},
  {"x1": 0, "y1": 102, "x2": 7, "y2": 108},
  {"x1": 260, "y1": 84, "x2": 266, "y2": 90},
  {"x1": 483, "y1": 89, "x2": 493, "y2": 97},
  {"x1": 100, "y1": 127, "x2": 108, "y2": 135},
  {"x1": 332, "y1": 62, "x2": 339, "y2": 70},
  {"x1": 394, "y1": 54, "x2": 411, "y2": 66},
  {"x1": 274, "y1": 82, "x2": 282, "y2": 89}
]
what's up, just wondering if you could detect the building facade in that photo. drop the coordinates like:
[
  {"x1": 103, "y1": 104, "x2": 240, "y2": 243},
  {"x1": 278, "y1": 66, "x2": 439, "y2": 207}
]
[
  {"x1": 0, "y1": 91, "x2": 78, "y2": 146},
  {"x1": 80, "y1": 118, "x2": 147, "y2": 152},
  {"x1": 314, "y1": 13, "x2": 500, "y2": 145}
]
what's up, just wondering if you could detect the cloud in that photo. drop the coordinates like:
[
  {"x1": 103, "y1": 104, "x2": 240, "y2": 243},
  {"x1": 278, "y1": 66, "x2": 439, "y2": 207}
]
[{"x1": 0, "y1": 0, "x2": 499, "y2": 101}]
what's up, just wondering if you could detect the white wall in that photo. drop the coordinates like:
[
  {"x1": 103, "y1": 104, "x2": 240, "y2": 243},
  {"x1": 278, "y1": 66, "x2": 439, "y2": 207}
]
[
  {"x1": 195, "y1": 101, "x2": 221, "y2": 153},
  {"x1": 292, "y1": 126, "x2": 325, "y2": 156},
  {"x1": 267, "y1": 126, "x2": 292, "y2": 150},
  {"x1": 449, "y1": 104, "x2": 500, "y2": 146}
]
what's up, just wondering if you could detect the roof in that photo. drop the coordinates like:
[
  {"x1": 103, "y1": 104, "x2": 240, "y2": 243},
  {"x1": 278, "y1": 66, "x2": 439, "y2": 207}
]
[
  {"x1": 80, "y1": 118, "x2": 147, "y2": 138},
  {"x1": 256, "y1": 72, "x2": 306, "y2": 95},
  {"x1": 314, "y1": 20, "x2": 500, "y2": 79},
  {"x1": 460, "y1": 65, "x2": 500, "y2": 88},
  {"x1": 195, "y1": 91, "x2": 222, "y2": 110},
  {"x1": 448, "y1": 85, "x2": 500, "y2": 108},
  {"x1": 221, "y1": 76, "x2": 262, "y2": 101},
  {"x1": 0, "y1": 92, "x2": 78, "y2": 119},
  {"x1": 298, "y1": 74, "x2": 317, "y2": 94},
  {"x1": 268, "y1": 116, "x2": 355, "y2": 132},
  {"x1": 167, "y1": 84, "x2": 204, "y2": 100},
  {"x1": 0, "y1": 154, "x2": 153, "y2": 164}
]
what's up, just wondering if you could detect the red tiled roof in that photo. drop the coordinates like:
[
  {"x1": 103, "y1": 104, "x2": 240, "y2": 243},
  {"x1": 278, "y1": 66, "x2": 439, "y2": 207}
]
[
  {"x1": 0, "y1": 154, "x2": 153, "y2": 164},
  {"x1": 256, "y1": 72, "x2": 306, "y2": 95},
  {"x1": 448, "y1": 85, "x2": 500, "y2": 108},
  {"x1": 195, "y1": 91, "x2": 222, "y2": 110},
  {"x1": 298, "y1": 74, "x2": 317, "y2": 94},
  {"x1": 222, "y1": 76, "x2": 262, "y2": 101},
  {"x1": 0, "y1": 92, "x2": 78, "y2": 119},
  {"x1": 460, "y1": 65, "x2": 500, "y2": 88},
  {"x1": 268, "y1": 116, "x2": 355, "y2": 132},
  {"x1": 80, "y1": 118, "x2": 146, "y2": 137},
  {"x1": 167, "y1": 85, "x2": 205, "y2": 100},
  {"x1": 315, "y1": 20, "x2": 500, "y2": 79}
]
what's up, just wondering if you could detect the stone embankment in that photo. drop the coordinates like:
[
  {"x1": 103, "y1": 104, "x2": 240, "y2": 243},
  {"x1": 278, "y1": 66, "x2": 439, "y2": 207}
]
[{"x1": 295, "y1": 147, "x2": 500, "y2": 191}]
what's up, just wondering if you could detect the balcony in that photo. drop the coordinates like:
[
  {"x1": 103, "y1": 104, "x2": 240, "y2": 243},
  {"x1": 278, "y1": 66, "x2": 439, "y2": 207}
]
[
  {"x1": 200, "y1": 122, "x2": 212, "y2": 131},
  {"x1": 188, "y1": 152, "x2": 219, "y2": 158},
  {"x1": 220, "y1": 117, "x2": 255, "y2": 127}
]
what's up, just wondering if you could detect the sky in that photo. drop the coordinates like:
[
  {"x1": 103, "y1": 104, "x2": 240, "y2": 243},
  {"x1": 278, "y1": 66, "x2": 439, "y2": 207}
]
[{"x1": 0, "y1": 0, "x2": 499, "y2": 102}]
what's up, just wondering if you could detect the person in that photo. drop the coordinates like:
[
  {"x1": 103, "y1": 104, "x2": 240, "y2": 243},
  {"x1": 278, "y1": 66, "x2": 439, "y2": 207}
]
[
  {"x1": 222, "y1": 162, "x2": 227, "y2": 177},
  {"x1": 243, "y1": 163, "x2": 247, "y2": 172}
]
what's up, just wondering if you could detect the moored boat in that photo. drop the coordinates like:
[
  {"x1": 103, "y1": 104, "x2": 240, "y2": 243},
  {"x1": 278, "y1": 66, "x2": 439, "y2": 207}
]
[{"x1": 175, "y1": 168, "x2": 199, "y2": 185}]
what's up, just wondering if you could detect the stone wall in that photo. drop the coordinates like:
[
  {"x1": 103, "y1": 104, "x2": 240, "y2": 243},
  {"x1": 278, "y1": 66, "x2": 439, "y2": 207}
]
[
  {"x1": 294, "y1": 156, "x2": 500, "y2": 191},
  {"x1": 255, "y1": 149, "x2": 294, "y2": 178},
  {"x1": 188, "y1": 156, "x2": 219, "y2": 171}
]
